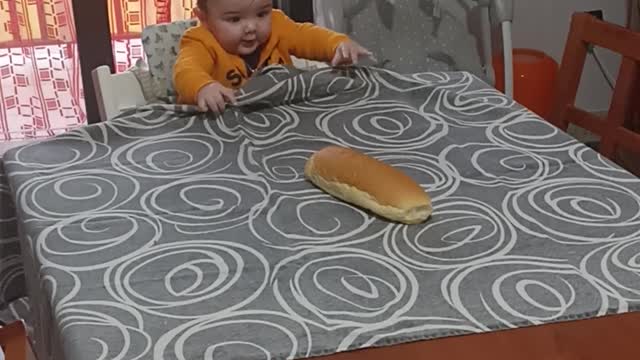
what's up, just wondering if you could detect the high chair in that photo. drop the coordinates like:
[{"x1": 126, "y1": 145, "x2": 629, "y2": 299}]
[
  {"x1": 549, "y1": 12, "x2": 640, "y2": 161},
  {"x1": 313, "y1": 0, "x2": 516, "y2": 97},
  {"x1": 92, "y1": 18, "x2": 328, "y2": 123},
  {"x1": 94, "y1": 1, "x2": 518, "y2": 123}
]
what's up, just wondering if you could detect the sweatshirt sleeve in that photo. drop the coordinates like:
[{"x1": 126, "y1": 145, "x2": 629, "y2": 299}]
[
  {"x1": 173, "y1": 29, "x2": 217, "y2": 105},
  {"x1": 274, "y1": 10, "x2": 349, "y2": 62}
]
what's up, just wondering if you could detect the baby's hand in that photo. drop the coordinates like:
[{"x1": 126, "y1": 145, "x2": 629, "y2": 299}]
[
  {"x1": 196, "y1": 82, "x2": 236, "y2": 114},
  {"x1": 331, "y1": 41, "x2": 373, "y2": 66}
]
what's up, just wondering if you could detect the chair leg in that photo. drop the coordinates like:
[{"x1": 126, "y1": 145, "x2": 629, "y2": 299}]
[
  {"x1": 630, "y1": 69, "x2": 640, "y2": 133},
  {"x1": 599, "y1": 58, "x2": 639, "y2": 158}
]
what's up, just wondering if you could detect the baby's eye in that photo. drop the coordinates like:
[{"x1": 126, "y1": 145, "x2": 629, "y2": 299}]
[
  {"x1": 257, "y1": 11, "x2": 269, "y2": 18},
  {"x1": 227, "y1": 16, "x2": 241, "y2": 23}
]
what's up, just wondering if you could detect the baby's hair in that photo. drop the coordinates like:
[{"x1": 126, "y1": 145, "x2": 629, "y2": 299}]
[
  {"x1": 197, "y1": 0, "x2": 208, "y2": 12},
  {"x1": 197, "y1": 0, "x2": 266, "y2": 13}
]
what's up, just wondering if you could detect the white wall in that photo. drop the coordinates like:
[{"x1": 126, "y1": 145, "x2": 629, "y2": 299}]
[{"x1": 511, "y1": 1, "x2": 627, "y2": 112}]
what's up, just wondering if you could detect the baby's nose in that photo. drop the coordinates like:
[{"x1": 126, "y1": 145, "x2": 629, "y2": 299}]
[{"x1": 245, "y1": 21, "x2": 256, "y2": 32}]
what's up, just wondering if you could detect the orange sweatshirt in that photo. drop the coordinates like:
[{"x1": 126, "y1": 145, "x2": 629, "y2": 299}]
[{"x1": 173, "y1": 9, "x2": 349, "y2": 105}]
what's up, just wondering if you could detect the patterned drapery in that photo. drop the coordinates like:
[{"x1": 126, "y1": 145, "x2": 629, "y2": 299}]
[
  {"x1": 108, "y1": 0, "x2": 196, "y2": 72},
  {"x1": 0, "y1": 0, "x2": 196, "y2": 140}
]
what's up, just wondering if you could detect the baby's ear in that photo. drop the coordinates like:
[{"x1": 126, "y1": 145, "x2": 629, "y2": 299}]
[{"x1": 194, "y1": 7, "x2": 208, "y2": 24}]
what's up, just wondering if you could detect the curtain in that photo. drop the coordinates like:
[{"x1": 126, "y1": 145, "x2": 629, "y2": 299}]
[
  {"x1": 0, "y1": 0, "x2": 196, "y2": 141},
  {"x1": 0, "y1": 0, "x2": 82, "y2": 141},
  {"x1": 108, "y1": 0, "x2": 197, "y2": 73}
]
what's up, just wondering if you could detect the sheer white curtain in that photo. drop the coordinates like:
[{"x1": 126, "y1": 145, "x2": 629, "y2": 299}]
[
  {"x1": 0, "y1": 0, "x2": 197, "y2": 141},
  {"x1": 0, "y1": 0, "x2": 84, "y2": 141}
]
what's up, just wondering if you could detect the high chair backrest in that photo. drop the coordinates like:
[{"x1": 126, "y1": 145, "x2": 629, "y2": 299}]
[
  {"x1": 549, "y1": 12, "x2": 640, "y2": 160},
  {"x1": 313, "y1": 0, "x2": 488, "y2": 81},
  {"x1": 141, "y1": 19, "x2": 199, "y2": 98}
]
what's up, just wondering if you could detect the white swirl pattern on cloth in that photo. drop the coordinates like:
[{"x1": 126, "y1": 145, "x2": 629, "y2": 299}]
[
  {"x1": 17, "y1": 170, "x2": 140, "y2": 222},
  {"x1": 288, "y1": 67, "x2": 380, "y2": 111},
  {"x1": 249, "y1": 190, "x2": 392, "y2": 250},
  {"x1": 504, "y1": 178, "x2": 640, "y2": 244},
  {"x1": 111, "y1": 133, "x2": 228, "y2": 178},
  {"x1": 569, "y1": 144, "x2": 640, "y2": 184},
  {"x1": 272, "y1": 247, "x2": 419, "y2": 330},
  {"x1": 423, "y1": 72, "x2": 517, "y2": 127},
  {"x1": 441, "y1": 143, "x2": 563, "y2": 187},
  {"x1": 154, "y1": 311, "x2": 312, "y2": 360},
  {"x1": 369, "y1": 150, "x2": 460, "y2": 199},
  {"x1": 0, "y1": 164, "x2": 17, "y2": 237},
  {"x1": 234, "y1": 106, "x2": 301, "y2": 145},
  {"x1": 104, "y1": 241, "x2": 269, "y2": 319},
  {"x1": 581, "y1": 238, "x2": 640, "y2": 303},
  {"x1": 1, "y1": 66, "x2": 639, "y2": 360},
  {"x1": 238, "y1": 134, "x2": 343, "y2": 185},
  {"x1": 338, "y1": 316, "x2": 483, "y2": 351},
  {"x1": 487, "y1": 110, "x2": 579, "y2": 152},
  {"x1": 58, "y1": 301, "x2": 152, "y2": 360},
  {"x1": 442, "y1": 256, "x2": 617, "y2": 330},
  {"x1": 0, "y1": 254, "x2": 25, "y2": 305},
  {"x1": 3, "y1": 131, "x2": 112, "y2": 175},
  {"x1": 316, "y1": 100, "x2": 447, "y2": 151},
  {"x1": 140, "y1": 175, "x2": 270, "y2": 233},
  {"x1": 385, "y1": 197, "x2": 517, "y2": 270},
  {"x1": 35, "y1": 210, "x2": 162, "y2": 271}
]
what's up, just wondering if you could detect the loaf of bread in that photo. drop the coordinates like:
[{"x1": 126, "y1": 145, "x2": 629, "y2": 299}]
[{"x1": 304, "y1": 145, "x2": 432, "y2": 224}]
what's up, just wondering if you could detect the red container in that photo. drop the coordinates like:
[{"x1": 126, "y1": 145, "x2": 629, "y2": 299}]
[{"x1": 493, "y1": 48, "x2": 559, "y2": 119}]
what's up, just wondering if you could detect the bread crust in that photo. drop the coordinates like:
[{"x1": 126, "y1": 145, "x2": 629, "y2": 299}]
[{"x1": 304, "y1": 146, "x2": 432, "y2": 224}]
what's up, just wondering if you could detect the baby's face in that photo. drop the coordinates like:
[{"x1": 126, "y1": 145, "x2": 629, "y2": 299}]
[{"x1": 199, "y1": 0, "x2": 273, "y2": 56}]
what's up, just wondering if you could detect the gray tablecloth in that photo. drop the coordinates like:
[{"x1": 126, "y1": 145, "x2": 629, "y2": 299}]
[
  {"x1": 0, "y1": 158, "x2": 25, "y2": 309},
  {"x1": 3, "y1": 66, "x2": 640, "y2": 360}
]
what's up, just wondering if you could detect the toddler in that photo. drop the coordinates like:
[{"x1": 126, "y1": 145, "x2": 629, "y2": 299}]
[{"x1": 174, "y1": 0, "x2": 371, "y2": 113}]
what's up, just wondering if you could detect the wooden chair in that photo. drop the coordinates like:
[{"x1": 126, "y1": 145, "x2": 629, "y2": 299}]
[
  {"x1": 0, "y1": 321, "x2": 35, "y2": 360},
  {"x1": 549, "y1": 12, "x2": 640, "y2": 162}
]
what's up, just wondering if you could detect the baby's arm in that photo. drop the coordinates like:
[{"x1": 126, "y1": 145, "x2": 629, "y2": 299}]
[
  {"x1": 173, "y1": 34, "x2": 217, "y2": 105},
  {"x1": 275, "y1": 11, "x2": 370, "y2": 65},
  {"x1": 174, "y1": 33, "x2": 235, "y2": 113}
]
